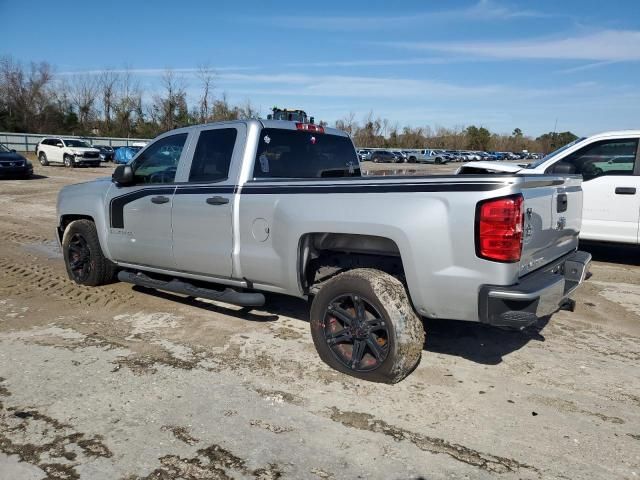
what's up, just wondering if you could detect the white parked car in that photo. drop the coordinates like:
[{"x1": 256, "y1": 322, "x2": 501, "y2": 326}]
[
  {"x1": 36, "y1": 138, "x2": 101, "y2": 168},
  {"x1": 457, "y1": 130, "x2": 640, "y2": 245}
]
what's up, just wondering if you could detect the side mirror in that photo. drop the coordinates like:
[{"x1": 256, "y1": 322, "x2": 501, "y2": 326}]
[
  {"x1": 112, "y1": 165, "x2": 134, "y2": 186},
  {"x1": 56, "y1": 142, "x2": 63, "y2": 148},
  {"x1": 10, "y1": 149, "x2": 16, "y2": 153}
]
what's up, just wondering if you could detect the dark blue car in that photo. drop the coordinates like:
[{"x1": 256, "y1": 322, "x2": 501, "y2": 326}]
[{"x1": 0, "y1": 143, "x2": 33, "y2": 178}]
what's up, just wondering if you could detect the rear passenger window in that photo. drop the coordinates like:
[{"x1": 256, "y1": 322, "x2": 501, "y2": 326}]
[
  {"x1": 547, "y1": 139, "x2": 638, "y2": 180},
  {"x1": 188, "y1": 128, "x2": 237, "y2": 183}
]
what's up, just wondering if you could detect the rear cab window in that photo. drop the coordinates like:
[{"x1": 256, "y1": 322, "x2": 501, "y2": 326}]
[{"x1": 253, "y1": 128, "x2": 360, "y2": 179}]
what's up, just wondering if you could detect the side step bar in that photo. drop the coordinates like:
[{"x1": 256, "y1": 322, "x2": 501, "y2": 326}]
[{"x1": 117, "y1": 271, "x2": 265, "y2": 307}]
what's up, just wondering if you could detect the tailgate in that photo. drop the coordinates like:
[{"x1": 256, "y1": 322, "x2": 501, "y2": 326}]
[{"x1": 519, "y1": 175, "x2": 583, "y2": 277}]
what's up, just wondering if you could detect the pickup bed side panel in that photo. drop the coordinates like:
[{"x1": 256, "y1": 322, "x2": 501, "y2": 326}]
[{"x1": 236, "y1": 181, "x2": 522, "y2": 322}]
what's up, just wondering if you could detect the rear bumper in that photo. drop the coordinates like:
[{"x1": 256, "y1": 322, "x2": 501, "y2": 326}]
[{"x1": 479, "y1": 250, "x2": 591, "y2": 328}]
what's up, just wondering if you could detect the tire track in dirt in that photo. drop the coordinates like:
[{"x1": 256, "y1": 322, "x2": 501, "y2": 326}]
[
  {"x1": 0, "y1": 230, "x2": 51, "y2": 245},
  {"x1": 326, "y1": 407, "x2": 540, "y2": 476},
  {"x1": 0, "y1": 258, "x2": 134, "y2": 308}
]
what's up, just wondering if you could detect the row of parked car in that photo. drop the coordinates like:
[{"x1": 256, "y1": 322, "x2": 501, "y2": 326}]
[
  {"x1": 34, "y1": 138, "x2": 145, "y2": 168},
  {"x1": 357, "y1": 148, "x2": 541, "y2": 164}
]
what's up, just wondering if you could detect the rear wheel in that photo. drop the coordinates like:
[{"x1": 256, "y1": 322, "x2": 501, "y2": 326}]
[
  {"x1": 310, "y1": 268, "x2": 424, "y2": 383},
  {"x1": 62, "y1": 220, "x2": 116, "y2": 286},
  {"x1": 38, "y1": 152, "x2": 49, "y2": 166}
]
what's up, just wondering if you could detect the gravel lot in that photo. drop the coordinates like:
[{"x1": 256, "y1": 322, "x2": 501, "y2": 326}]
[{"x1": 0, "y1": 160, "x2": 639, "y2": 480}]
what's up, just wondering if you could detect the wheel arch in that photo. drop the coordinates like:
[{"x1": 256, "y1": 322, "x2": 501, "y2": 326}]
[
  {"x1": 297, "y1": 232, "x2": 407, "y2": 293},
  {"x1": 57, "y1": 214, "x2": 95, "y2": 244}
]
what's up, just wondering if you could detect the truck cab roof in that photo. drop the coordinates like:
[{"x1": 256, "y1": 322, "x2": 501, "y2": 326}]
[{"x1": 151, "y1": 119, "x2": 349, "y2": 139}]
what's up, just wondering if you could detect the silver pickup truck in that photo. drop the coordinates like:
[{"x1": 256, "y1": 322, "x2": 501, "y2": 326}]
[{"x1": 56, "y1": 119, "x2": 591, "y2": 383}]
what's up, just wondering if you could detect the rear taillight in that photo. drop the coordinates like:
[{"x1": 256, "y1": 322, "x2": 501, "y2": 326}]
[
  {"x1": 476, "y1": 194, "x2": 524, "y2": 263},
  {"x1": 296, "y1": 123, "x2": 324, "y2": 133}
]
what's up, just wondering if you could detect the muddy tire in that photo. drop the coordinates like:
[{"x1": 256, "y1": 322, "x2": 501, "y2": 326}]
[
  {"x1": 310, "y1": 268, "x2": 424, "y2": 384},
  {"x1": 38, "y1": 152, "x2": 49, "y2": 166},
  {"x1": 62, "y1": 220, "x2": 116, "y2": 286}
]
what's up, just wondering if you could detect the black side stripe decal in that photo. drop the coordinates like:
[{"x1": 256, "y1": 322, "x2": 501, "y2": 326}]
[
  {"x1": 110, "y1": 187, "x2": 175, "y2": 228},
  {"x1": 175, "y1": 186, "x2": 236, "y2": 195},
  {"x1": 109, "y1": 182, "x2": 507, "y2": 228},
  {"x1": 109, "y1": 186, "x2": 236, "y2": 228},
  {"x1": 240, "y1": 182, "x2": 505, "y2": 194}
]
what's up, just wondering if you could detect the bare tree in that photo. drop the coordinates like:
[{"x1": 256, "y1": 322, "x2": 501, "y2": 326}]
[
  {"x1": 98, "y1": 69, "x2": 119, "y2": 133},
  {"x1": 211, "y1": 93, "x2": 238, "y2": 121},
  {"x1": 238, "y1": 100, "x2": 259, "y2": 120},
  {"x1": 0, "y1": 56, "x2": 54, "y2": 132},
  {"x1": 196, "y1": 64, "x2": 215, "y2": 122},
  {"x1": 113, "y1": 67, "x2": 142, "y2": 137},
  {"x1": 153, "y1": 69, "x2": 188, "y2": 131},
  {"x1": 68, "y1": 74, "x2": 98, "y2": 131},
  {"x1": 335, "y1": 111, "x2": 356, "y2": 136}
]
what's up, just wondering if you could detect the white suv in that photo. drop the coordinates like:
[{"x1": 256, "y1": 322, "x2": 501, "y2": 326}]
[
  {"x1": 457, "y1": 130, "x2": 640, "y2": 245},
  {"x1": 36, "y1": 138, "x2": 101, "y2": 167}
]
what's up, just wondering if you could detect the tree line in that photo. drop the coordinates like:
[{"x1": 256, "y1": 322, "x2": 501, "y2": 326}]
[
  {"x1": 0, "y1": 56, "x2": 577, "y2": 152},
  {"x1": 335, "y1": 115, "x2": 577, "y2": 153}
]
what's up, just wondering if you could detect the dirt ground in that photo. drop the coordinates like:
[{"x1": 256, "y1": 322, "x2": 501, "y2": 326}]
[{"x1": 0, "y1": 160, "x2": 639, "y2": 480}]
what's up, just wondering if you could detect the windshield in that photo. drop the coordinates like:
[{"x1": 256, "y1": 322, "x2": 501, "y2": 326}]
[
  {"x1": 526, "y1": 137, "x2": 586, "y2": 169},
  {"x1": 64, "y1": 139, "x2": 91, "y2": 148},
  {"x1": 0, "y1": 144, "x2": 9, "y2": 152}
]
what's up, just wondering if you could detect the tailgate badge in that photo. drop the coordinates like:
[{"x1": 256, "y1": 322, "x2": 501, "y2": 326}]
[{"x1": 524, "y1": 224, "x2": 533, "y2": 239}]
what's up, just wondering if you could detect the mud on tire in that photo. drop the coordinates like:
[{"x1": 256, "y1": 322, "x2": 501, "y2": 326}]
[
  {"x1": 310, "y1": 268, "x2": 424, "y2": 384},
  {"x1": 62, "y1": 219, "x2": 116, "y2": 286}
]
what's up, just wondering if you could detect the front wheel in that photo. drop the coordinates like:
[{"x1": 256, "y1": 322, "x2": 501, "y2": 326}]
[
  {"x1": 62, "y1": 220, "x2": 116, "y2": 286},
  {"x1": 38, "y1": 152, "x2": 49, "y2": 166},
  {"x1": 310, "y1": 269, "x2": 424, "y2": 384},
  {"x1": 63, "y1": 155, "x2": 74, "y2": 168}
]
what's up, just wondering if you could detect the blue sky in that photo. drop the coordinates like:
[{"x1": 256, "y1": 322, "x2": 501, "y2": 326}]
[{"x1": 2, "y1": 0, "x2": 640, "y2": 136}]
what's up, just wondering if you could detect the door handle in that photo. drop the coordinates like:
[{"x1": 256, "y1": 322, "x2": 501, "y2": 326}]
[
  {"x1": 206, "y1": 196, "x2": 230, "y2": 205},
  {"x1": 151, "y1": 196, "x2": 170, "y2": 204},
  {"x1": 557, "y1": 193, "x2": 568, "y2": 213},
  {"x1": 615, "y1": 187, "x2": 636, "y2": 195}
]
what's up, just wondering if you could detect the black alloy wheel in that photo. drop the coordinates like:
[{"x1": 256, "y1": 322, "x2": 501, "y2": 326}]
[
  {"x1": 323, "y1": 293, "x2": 390, "y2": 372},
  {"x1": 67, "y1": 233, "x2": 92, "y2": 283}
]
